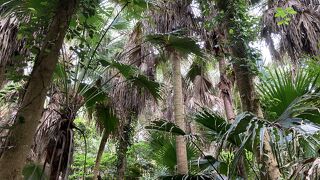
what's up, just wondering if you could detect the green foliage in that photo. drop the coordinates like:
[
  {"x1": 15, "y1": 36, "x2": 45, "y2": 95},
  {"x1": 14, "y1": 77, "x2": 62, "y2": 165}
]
[
  {"x1": 99, "y1": 59, "x2": 162, "y2": 100},
  {"x1": 70, "y1": 118, "x2": 157, "y2": 179},
  {"x1": 94, "y1": 103, "x2": 118, "y2": 134},
  {"x1": 147, "y1": 132, "x2": 199, "y2": 174},
  {"x1": 22, "y1": 163, "x2": 46, "y2": 180},
  {"x1": 222, "y1": 0, "x2": 259, "y2": 43},
  {"x1": 192, "y1": 93, "x2": 320, "y2": 178},
  {"x1": 216, "y1": 0, "x2": 261, "y2": 75},
  {"x1": 112, "y1": 0, "x2": 153, "y2": 18},
  {"x1": 275, "y1": 7, "x2": 297, "y2": 25},
  {"x1": 79, "y1": 83, "x2": 107, "y2": 108},
  {"x1": 146, "y1": 34, "x2": 203, "y2": 57},
  {"x1": 67, "y1": 0, "x2": 110, "y2": 43},
  {"x1": 258, "y1": 67, "x2": 319, "y2": 121},
  {"x1": 3, "y1": 0, "x2": 320, "y2": 179},
  {"x1": 145, "y1": 120, "x2": 186, "y2": 135}
]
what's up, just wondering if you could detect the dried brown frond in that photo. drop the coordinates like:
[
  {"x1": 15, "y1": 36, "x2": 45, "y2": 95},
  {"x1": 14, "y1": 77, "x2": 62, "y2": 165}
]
[
  {"x1": 32, "y1": 89, "x2": 83, "y2": 178},
  {"x1": 262, "y1": 0, "x2": 320, "y2": 62}
]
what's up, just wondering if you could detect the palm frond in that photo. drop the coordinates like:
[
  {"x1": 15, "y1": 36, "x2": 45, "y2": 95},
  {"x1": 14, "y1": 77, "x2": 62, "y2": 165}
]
[
  {"x1": 277, "y1": 92, "x2": 320, "y2": 125},
  {"x1": 146, "y1": 34, "x2": 203, "y2": 57},
  {"x1": 147, "y1": 131, "x2": 199, "y2": 173},
  {"x1": 145, "y1": 120, "x2": 186, "y2": 135},
  {"x1": 94, "y1": 103, "x2": 118, "y2": 135},
  {"x1": 258, "y1": 67, "x2": 319, "y2": 120}
]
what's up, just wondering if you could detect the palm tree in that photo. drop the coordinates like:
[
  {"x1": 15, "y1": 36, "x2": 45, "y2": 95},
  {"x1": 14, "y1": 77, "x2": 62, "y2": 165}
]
[
  {"x1": 0, "y1": 0, "x2": 78, "y2": 178},
  {"x1": 170, "y1": 51, "x2": 189, "y2": 174},
  {"x1": 146, "y1": 0, "x2": 198, "y2": 174},
  {"x1": 197, "y1": 0, "x2": 236, "y2": 123},
  {"x1": 110, "y1": 22, "x2": 160, "y2": 179},
  {"x1": 148, "y1": 66, "x2": 320, "y2": 178},
  {"x1": 92, "y1": 103, "x2": 118, "y2": 180}
]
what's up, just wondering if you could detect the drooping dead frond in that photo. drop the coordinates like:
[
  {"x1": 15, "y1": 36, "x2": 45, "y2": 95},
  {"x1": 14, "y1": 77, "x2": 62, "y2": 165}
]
[
  {"x1": 110, "y1": 22, "x2": 158, "y2": 119},
  {"x1": 0, "y1": 16, "x2": 20, "y2": 65},
  {"x1": 262, "y1": 0, "x2": 320, "y2": 62},
  {"x1": 0, "y1": 16, "x2": 26, "y2": 86},
  {"x1": 146, "y1": 0, "x2": 194, "y2": 36},
  {"x1": 32, "y1": 90, "x2": 84, "y2": 179},
  {"x1": 185, "y1": 60, "x2": 221, "y2": 112}
]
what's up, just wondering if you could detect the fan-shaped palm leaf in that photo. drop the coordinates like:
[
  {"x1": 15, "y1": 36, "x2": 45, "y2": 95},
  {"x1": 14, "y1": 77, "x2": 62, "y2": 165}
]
[
  {"x1": 258, "y1": 67, "x2": 319, "y2": 121},
  {"x1": 147, "y1": 131, "x2": 199, "y2": 174}
]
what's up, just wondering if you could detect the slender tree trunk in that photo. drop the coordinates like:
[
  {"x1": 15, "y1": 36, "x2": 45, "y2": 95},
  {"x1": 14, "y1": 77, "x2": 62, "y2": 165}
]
[
  {"x1": 117, "y1": 117, "x2": 132, "y2": 180},
  {"x1": 217, "y1": 55, "x2": 249, "y2": 178},
  {"x1": 171, "y1": 51, "x2": 188, "y2": 174},
  {"x1": 93, "y1": 130, "x2": 109, "y2": 180},
  {"x1": 0, "y1": 65, "x2": 5, "y2": 88},
  {"x1": 218, "y1": 56, "x2": 235, "y2": 123},
  {"x1": 0, "y1": 0, "x2": 78, "y2": 178},
  {"x1": 260, "y1": 130, "x2": 280, "y2": 180}
]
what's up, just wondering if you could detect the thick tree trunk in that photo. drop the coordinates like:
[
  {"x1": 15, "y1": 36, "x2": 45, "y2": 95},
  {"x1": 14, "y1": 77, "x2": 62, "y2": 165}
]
[
  {"x1": 231, "y1": 41, "x2": 281, "y2": 180},
  {"x1": 171, "y1": 51, "x2": 188, "y2": 174},
  {"x1": 218, "y1": 56, "x2": 235, "y2": 123},
  {"x1": 0, "y1": 0, "x2": 78, "y2": 179},
  {"x1": 217, "y1": 0, "x2": 281, "y2": 176},
  {"x1": 232, "y1": 55, "x2": 281, "y2": 180},
  {"x1": 93, "y1": 130, "x2": 109, "y2": 180},
  {"x1": 232, "y1": 60, "x2": 258, "y2": 114}
]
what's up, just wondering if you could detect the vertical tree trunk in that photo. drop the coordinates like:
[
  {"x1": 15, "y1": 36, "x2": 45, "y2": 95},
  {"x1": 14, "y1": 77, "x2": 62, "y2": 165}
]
[
  {"x1": 232, "y1": 53, "x2": 281, "y2": 180},
  {"x1": 0, "y1": 65, "x2": 5, "y2": 88},
  {"x1": 232, "y1": 60, "x2": 258, "y2": 114},
  {"x1": 218, "y1": 56, "x2": 235, "y2": 123},
  {"x1": 217, "y1": 0, "x2": 281, "y2": 176},
  {"x1": 93, "y1": 130, "x2": 109, "y2": 180},
  {"x1": 171, "y1": 51, "x2": 188, "y2": 174},
  {"x1": 0, "y1": 0, "x2": 78, "y2": 178},
  {"x1": 217, "y1": 56, "x2": 249, "y2": 177},
  {"x1": 116, "y1": 118, "x2": 132, "y2": 180}
]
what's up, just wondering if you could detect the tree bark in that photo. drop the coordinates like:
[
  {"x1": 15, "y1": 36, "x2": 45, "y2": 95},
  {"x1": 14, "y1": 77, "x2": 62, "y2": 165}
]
[
  {"x1": 116, "y1": 117, "x2": 132, "y2": 180},
  {"x1": 0, "y1": 0, "x2": 78, "y2": 179},
  {"x1": 217, "y1": 56, "x2": 250, "y2": 178},
  {"x1": 232, "y1": 60, "x2": 258, "y2": 114},
  {"x1": 216, "y1": 0, "x2": 281, "y2": 177},
  {"x1": 171, "y1": 51, "x2": 188, "y2": 174},
  {"x1": 232, "y1": 48, "x2": 281, "y2": 180},
  {"x1": 93, "y1": 130, "x2": 109, "y2": 180},
  {"x1": 0, "y1": 65, "x2": 5, "y2": 88},
  {"x1": 218, "y1": 56, "x2": 235, "y2": 123}
]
